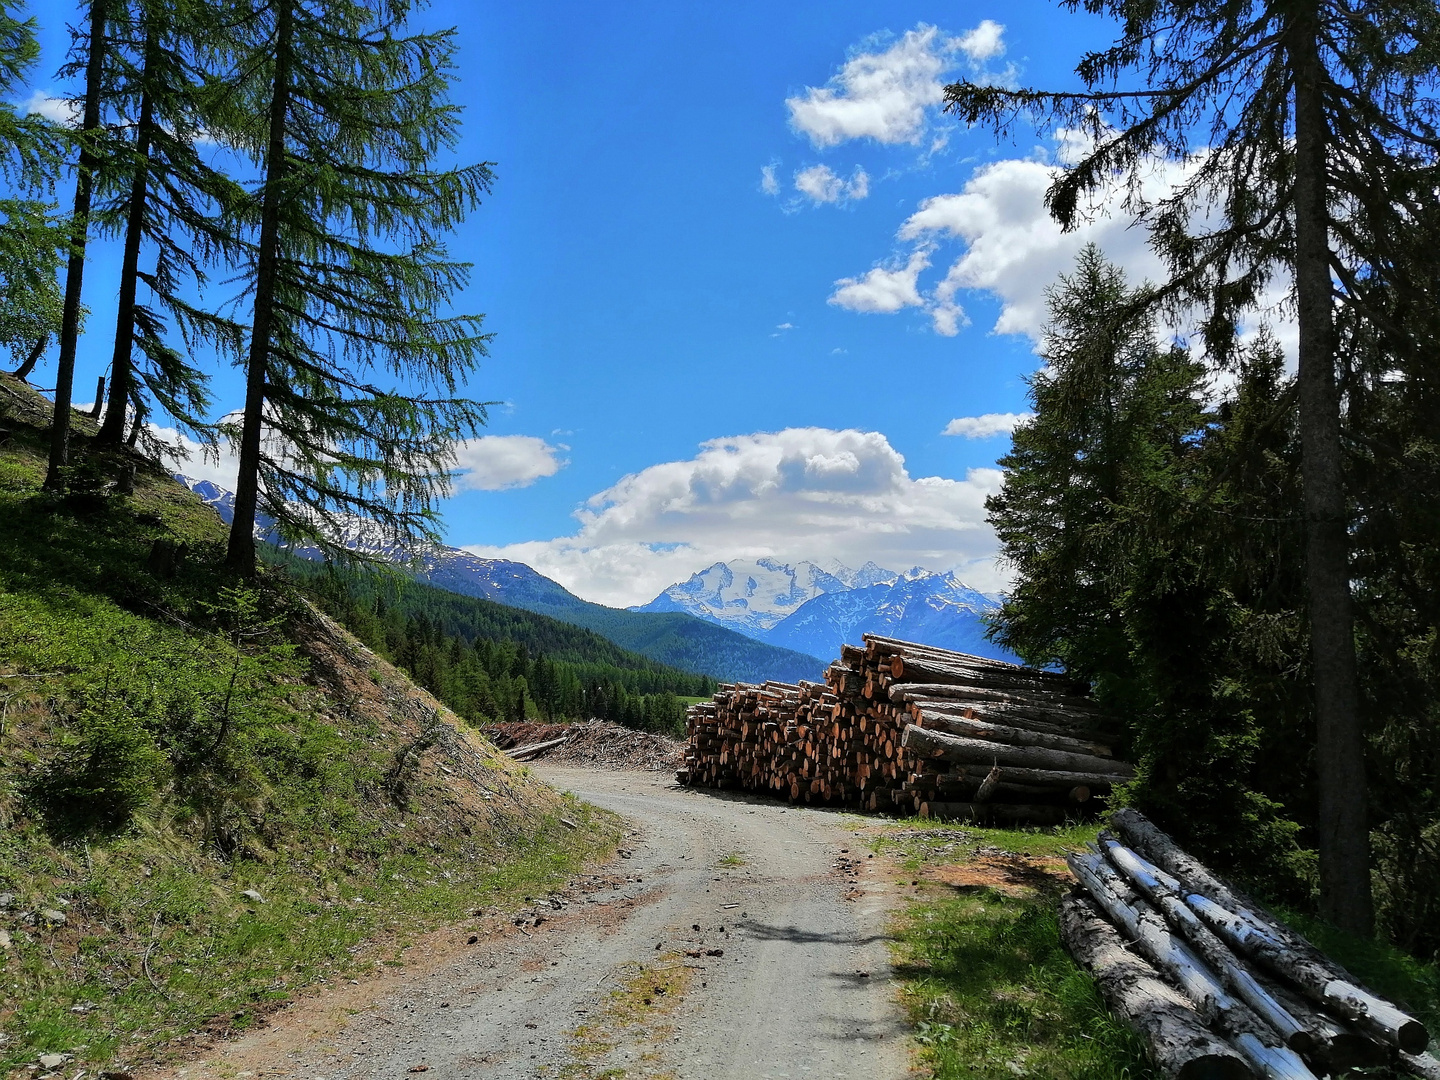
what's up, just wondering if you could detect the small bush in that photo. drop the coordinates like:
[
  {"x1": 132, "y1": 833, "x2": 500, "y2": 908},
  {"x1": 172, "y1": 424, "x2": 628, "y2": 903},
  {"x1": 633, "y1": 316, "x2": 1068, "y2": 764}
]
[{"x1": 36, "y1": 700, "x2": 169, "y2": 828}]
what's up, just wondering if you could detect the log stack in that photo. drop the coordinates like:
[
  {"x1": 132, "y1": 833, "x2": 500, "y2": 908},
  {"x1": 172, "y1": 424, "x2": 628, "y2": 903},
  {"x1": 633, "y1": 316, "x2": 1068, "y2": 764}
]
[
  {"x1": 677, "y1": 634, "x2": 1131, "y2": 822},
  {"x1": 1063, "y1": 808, "x2": 1438, "y2": 1080}
]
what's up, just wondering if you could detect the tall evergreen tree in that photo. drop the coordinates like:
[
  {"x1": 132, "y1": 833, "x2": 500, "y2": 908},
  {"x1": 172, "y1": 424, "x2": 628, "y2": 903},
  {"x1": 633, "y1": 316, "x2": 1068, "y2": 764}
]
[
  {"x1": 0, "y1": 199, "x2": 64, "y2": 375},
  {"x1": 93, "y1": 0, "x2": 242, "y2": 447},
  {"x1": 45, "y1": 0, "x2": 113, "y2": 490},
  {"x1": 215, "y1": 0, "x2": 492, "y2": 574},
  {"x1": 948, "y1": 0, "x2": 1440, "y2": 934},
  {"x1": 0, "y1": 3, "x2": 66, "y2": 381}
]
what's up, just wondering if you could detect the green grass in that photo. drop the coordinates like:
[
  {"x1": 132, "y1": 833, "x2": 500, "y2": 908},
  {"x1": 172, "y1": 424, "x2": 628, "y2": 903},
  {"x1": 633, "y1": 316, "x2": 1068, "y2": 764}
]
[
  {"x1": 0, "y1": 379, "x2": 623, "y2": 1072},
  {"x1": 871, "y1": 820, "x2": 1154, "y2": 1080},
  {"x1": 869, "y1": 819, "x2": 1101, "y2": 872},
  {"x1": 893, "y1": 888, "x2": 1156, "y2": 1080}
]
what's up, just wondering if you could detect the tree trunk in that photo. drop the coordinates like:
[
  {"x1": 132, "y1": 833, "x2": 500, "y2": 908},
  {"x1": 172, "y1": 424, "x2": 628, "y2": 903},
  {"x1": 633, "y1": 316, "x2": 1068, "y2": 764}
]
[
  {"x1": 12, "y1": 335, "x2": 47, "y2": 380},
  {"x1": 97, "y1": 28, "x2": 157, "y2": 446},
  {"x1": 1289, "y1": 5, "x2": 1372, "y2": 936},
  {"x1": 902, "y1": 722, "x2": 1133, "y2": 776},
  {"x1": 43, "y1": 0, "x2": 108, "y2": 490},
  {"x1": 226, "y1": 0, "x2": 293, "y2": 574},
  {"x1": 1057, "y1": 892, "x2": 1252, "y2": 1080}
]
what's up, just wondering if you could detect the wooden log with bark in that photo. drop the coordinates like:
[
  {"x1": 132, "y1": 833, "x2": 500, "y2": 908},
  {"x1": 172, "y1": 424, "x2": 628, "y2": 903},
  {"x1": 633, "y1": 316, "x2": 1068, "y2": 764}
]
[{"x1": 1058, "y1": 891, "x2": 1254, "y2": 1080}]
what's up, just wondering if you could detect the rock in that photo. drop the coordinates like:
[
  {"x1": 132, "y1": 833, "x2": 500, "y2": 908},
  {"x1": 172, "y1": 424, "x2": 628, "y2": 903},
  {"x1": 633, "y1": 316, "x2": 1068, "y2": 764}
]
[
  {"x1": 240, "y1": 890, "x2": 264, "y2": 904},
  {"x1": 39, "y1": 909, "x2": 66, "y2": 925},
  {"x1": 0, "y1": 892, "x2": 15, "y2": 909},
  {"x1": 38, "y1": 1054, "x2": 70, "y2": 1070},
  {"x1": 0, "y1": 929, "x2": 11, "y2": 949}
]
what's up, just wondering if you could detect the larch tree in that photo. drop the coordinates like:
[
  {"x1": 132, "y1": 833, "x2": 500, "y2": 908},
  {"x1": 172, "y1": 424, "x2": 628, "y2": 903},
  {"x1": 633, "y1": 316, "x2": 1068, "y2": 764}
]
[
  {"x1": 93, "y1": 0, "x2": 244, "y2": 448},
  {"x1": 214, "y1": 0, "x2": 492, "y2": 574},
  {"x1": 0, "y1": 2, "x2": 66, "y2": 380},
  {"x1": 45, "y1": 0, "x2": 114, "y2": 490},
  {"x1": 948, "y1": 0, "x2": 1440, "y2": 935}
]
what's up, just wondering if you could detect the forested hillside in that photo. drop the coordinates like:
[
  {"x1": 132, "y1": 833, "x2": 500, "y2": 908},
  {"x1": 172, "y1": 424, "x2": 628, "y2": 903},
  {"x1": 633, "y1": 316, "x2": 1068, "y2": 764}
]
[{"x1": 281, "y1": 557, "x2": 715, "y2": 733}]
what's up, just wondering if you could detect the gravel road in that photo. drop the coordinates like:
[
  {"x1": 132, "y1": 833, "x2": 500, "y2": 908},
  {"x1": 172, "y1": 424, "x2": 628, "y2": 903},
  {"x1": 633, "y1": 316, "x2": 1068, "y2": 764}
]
[{"x1": 167, "y1": 768, "x2": 913, "y2": 1080}]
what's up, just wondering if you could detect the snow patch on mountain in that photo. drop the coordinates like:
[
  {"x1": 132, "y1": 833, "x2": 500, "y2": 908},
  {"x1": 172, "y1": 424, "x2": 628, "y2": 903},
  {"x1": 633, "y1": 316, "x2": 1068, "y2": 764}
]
[{"x1": 632, "y1": 557, "x2": 856, "y2": 632}]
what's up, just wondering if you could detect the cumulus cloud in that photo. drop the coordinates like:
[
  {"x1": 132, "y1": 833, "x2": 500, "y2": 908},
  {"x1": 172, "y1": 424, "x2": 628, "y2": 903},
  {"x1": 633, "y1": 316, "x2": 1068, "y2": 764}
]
[
  {"x1": 793, "y1": 163, "x2": 870, "y2": 205},
  {"x1": 943, "y1": 412, "x2": 1032, "y2": 438},
  {"x1": 461, "y1": 427, "x2": 1006, "y2": 606},
  {"x1": 759, "y1": 163, "x2": 780, "y2": 195},
  {"x1": 786, "y1": 25, "x2": 955, "y2": 148},
  {"x1": 956, "y1": 20, "x2": 1005, "y2": 62},
  {"x1": 21, "y1": 91, "x2": 79, "y2": 126},
  {"x1": 829, "y1": 247, "x2": 931, "y2": 314},
  {"x1": 151, "y1": 421, "x2": 240, "y2": 490},
  {"x1": 451, "y1": 435, "x2": 566, "y2": 492}
]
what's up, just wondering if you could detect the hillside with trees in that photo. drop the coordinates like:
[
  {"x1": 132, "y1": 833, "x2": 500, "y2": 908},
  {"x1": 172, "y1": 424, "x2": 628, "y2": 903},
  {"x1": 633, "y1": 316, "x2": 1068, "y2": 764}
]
[{"x1": 284, "y1": 557, "x2": 715, "y2": 733}]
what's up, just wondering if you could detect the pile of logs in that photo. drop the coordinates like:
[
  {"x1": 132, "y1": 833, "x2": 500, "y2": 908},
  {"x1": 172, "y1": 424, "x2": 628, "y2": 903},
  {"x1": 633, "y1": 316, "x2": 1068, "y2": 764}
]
[
  {"x1": 1063, "y1": 809, "x2": 1438, "y2": 1080},
  {"x1": 677, "y1": 634, "x2": 1132, "y2": 823}
]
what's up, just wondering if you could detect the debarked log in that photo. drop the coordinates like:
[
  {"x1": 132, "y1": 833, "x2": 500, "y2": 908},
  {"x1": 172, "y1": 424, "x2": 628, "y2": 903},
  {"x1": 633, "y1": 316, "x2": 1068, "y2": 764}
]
[
  {"x1": 902, "y1": 723, "x2": 1134, "y2": 777},
  {"x1": 1058, "y1": 892, "x2": 1252, "y2": 1080}
]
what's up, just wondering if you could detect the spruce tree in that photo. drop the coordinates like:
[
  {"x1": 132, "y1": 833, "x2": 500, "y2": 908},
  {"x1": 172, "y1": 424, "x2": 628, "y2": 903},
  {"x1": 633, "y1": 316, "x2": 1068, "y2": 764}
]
[
  {"x1": 214, "y1": 0, "x2": 492, "y2": 573},
  {"x1": 948, "y1": 0, "x2": 1440, "y2": 934}
]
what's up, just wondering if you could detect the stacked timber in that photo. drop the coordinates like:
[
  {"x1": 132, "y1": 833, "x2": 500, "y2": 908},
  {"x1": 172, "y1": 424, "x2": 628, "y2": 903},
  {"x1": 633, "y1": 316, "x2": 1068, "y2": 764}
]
[
  {"x1": 1063, "y1": 809, "x2": 1438, "y2": 1080},
  {"x1": 677, "y1": 634, "x2": 1132, "y2": 822}
]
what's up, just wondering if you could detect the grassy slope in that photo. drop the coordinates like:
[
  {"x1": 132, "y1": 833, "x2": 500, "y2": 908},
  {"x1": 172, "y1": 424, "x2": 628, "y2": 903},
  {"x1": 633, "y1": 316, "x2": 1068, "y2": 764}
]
[{"x1": 0, "y1": 377, "x2": 620, "y2": 1073}]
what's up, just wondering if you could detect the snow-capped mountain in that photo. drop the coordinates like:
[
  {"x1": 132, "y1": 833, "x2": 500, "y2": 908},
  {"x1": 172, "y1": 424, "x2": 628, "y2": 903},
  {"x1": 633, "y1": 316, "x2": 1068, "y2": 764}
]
[
  {"x1": 635, "y1": 557, "x2": 1020, "y2": 665},
  {"x1": 765, "y1": 570, "x2": 1016, "y2": 664},
  {"x1": 633, "y1": 557, "x2": 854, "y2": 633}
]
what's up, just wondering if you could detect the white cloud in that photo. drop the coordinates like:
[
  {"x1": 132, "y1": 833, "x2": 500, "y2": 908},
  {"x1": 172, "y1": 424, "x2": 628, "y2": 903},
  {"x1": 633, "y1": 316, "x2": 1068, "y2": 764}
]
[
  {"x1": 776, "y1": 322, "x2": 795, "y2": 330},
  {"x1": 956, "y1": 20, "x2": 1005, "y2": 62},
  {"x1": 943, "y1": 412, "x2": 1033, "y2": 438},
  {"x1": 462, "y1": 428, "x2": 1006, "y2": 606},
  {"x1": 451, "y1": 435, "x2": 565, "y2": 492},
  {"x1": 152, "y1": 422, "x2": 240, "y2": 490},
  {"x1": 20, "y1": 91, "x2": 78, "y2": 126},
  {"x1": 786, "y1": 25, "x2": 954, "y2": 148},
  {"x1": 793, "y1": 163, "x2": 870, "y2": 205},
  {"x1": 829, "y1": 247, "x2": 931, "y2": 314},
  {"x1": 760, "y1": 163, "x2": 780, "y2": 195}
]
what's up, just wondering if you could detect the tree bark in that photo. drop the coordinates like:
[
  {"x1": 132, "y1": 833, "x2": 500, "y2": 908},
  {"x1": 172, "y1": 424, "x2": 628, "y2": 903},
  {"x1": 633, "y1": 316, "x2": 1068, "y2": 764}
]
[
  {"x1": 902, "y1": 722, "x2": 1134, "y2": 776},
  {"x1": 97, "y1": 27, "x2": 157, "y2": 446},
  {"x1": 1057, "y1": 892, "x2": 1252, "y2": 1080},
  {"x1": 1289, "y1": 4, "x2": 1372, "y2": 935},
  {"x1": 44, "y1": 0, "x2": 108, "y2": 489},
  {"x1": 12, "y1": 335, "x2": 47, "y2": 380},
  {"x1": 226, "y1": 0, "x2": 293, "y2": 573}
]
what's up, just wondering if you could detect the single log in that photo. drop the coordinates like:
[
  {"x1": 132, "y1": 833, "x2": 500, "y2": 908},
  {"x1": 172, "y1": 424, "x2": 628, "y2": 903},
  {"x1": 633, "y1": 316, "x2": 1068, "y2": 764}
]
[
  {"x1": 1111, "y1": 809, "x2": 1430, "y2": 1054},
  {"x1": 909, "y1": 697, "x2": 1118, "y2": 741},
  {"x1": 864, "y1": 634, "x2": 1083, "y2": 690},
  {"x1": 950, "y1": 762, "x2": 1119, "y2": 790},
  {"x1": 920, "y1": 801, "x2": 1067, "y2": 826},
  {"x1": 507, "y1": 734, "x2": 570, "y2": 759},
  {"x1": 889, "y1": 680, "x2": 1109, "y2": 716},
  {"x1": 903, "y1": 723, "x2": 1134, "y2": 777},
  {"x1": 1099, "y1": 836, "x2": 1312, "y2": 1052},
  {"x1": 916, "y1": 708, "x2": 1114, "y2": 758},
  {"x1": 1057, "y1": 892, "x2": 1253, "y2": 1080}
]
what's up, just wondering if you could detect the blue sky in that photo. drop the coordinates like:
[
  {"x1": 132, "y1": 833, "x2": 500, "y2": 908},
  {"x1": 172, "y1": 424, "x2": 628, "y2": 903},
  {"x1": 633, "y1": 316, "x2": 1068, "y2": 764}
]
[{"x1": 17, "y1": 1, "x2": 1178, "y2": 606}]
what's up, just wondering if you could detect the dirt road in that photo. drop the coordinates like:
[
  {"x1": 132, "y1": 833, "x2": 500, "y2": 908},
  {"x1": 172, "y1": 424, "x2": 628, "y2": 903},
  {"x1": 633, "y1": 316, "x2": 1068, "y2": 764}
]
[{"x1": 173, "y1": 768, "x2": 912, "y2": 1080}]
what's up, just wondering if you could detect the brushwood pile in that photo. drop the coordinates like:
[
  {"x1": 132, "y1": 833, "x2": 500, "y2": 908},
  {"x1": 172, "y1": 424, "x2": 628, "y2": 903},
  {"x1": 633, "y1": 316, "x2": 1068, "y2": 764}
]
[
  {"x1": 1065, "y1": 809, "x2": 1438, "y2": 1080},
  {"x1": 678, "y1": 633, "x2": 1132, "y2": 823}
]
